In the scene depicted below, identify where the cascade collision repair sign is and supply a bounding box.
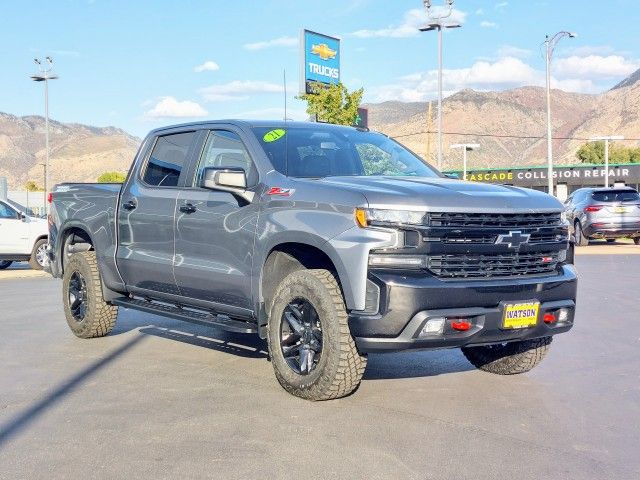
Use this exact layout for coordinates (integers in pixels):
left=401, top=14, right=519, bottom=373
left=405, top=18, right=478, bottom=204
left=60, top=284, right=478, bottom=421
left=300, top=29, right=340, bottom=93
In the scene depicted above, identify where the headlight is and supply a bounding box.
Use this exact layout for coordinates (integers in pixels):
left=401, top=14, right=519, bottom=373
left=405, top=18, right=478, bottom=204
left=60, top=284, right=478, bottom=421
left=560, top=211, right=567, bottom=224
left=355, top=208, right=427, bottom=227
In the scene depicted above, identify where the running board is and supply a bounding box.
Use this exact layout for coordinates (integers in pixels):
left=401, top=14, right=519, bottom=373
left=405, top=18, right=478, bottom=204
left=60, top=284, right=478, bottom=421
left=111, top=297, right=257, bottom=334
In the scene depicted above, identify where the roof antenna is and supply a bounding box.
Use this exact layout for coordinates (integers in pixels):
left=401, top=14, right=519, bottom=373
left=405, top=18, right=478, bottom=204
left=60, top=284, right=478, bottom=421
left=283, top=68, right=288, bottom=122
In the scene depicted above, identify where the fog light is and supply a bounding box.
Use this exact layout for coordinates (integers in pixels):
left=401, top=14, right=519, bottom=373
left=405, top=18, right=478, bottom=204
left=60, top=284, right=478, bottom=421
left=368, top=254, right=425, bottom=269
left=420, top=317, right=445, bottom=336
left=543, top=312, right=556, bottom=324
left=557, top=308, right=570, bottom=322
left=451, top=319, right=472, bottom=331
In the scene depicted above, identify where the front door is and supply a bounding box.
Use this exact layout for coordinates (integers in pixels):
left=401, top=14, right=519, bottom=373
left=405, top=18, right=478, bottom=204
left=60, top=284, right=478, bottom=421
left=116, top=130, right=199, bottom=297
left=0, top=201, right=29, bottom=254
left=173, top=129, right=259, bottom=314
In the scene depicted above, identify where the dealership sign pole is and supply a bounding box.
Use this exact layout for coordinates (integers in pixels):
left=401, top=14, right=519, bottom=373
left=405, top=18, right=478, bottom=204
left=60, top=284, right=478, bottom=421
left=589, top=136, right=624, bottom=188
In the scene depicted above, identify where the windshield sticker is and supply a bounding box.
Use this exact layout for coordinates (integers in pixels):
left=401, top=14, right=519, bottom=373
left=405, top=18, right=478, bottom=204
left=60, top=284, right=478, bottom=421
left=263, top=129, right=286, bottom=143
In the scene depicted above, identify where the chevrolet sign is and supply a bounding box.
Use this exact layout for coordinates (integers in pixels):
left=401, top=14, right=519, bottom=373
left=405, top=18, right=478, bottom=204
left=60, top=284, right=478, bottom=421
left=300, top=29, right=341, bottom=94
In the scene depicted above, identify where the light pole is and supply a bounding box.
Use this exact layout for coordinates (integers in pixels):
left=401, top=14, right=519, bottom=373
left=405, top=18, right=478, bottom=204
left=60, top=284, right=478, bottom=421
left=31, top=57, right=58, bottom=213
left=450, top=143, right=480, bottom=180
left=421, top=0, right=461, bottom=171
left=589, top=136, right=624, bottom=188
left=38, top=162, right=47, bottom=214
left=544, top=31, right=575, bottom=196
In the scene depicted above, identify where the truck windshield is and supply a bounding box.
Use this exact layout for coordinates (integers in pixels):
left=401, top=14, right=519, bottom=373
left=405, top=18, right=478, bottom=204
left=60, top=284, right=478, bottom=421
left=252, top=126, right=440, bottom=178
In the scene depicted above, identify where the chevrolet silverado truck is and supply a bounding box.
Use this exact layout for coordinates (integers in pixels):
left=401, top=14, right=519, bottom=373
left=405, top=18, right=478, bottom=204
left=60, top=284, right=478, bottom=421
left=47, top=121, right=577, bottom=400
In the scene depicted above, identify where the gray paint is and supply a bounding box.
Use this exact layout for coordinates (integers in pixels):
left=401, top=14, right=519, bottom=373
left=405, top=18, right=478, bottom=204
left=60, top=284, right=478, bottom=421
left=49, top=120, right=565, bottom=318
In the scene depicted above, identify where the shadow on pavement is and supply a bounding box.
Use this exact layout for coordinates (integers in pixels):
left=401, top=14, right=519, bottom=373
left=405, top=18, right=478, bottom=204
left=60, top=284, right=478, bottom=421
left=0, top=334, right=146, bottom=449
left=364, top=348, right=474, bottom=380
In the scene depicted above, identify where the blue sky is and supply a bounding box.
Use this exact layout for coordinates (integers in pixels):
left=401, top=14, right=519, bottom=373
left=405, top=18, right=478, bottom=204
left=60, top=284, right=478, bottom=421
left=1, top=0, right=639, bottom=137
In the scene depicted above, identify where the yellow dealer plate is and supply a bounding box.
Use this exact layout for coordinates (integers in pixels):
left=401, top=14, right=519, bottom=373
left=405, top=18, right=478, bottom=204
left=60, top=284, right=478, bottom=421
left=502, top=301, right=539, bottom=329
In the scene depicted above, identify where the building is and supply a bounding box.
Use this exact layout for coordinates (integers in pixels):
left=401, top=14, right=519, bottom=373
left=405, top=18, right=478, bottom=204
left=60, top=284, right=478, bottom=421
left=444, top=163, right=640, bottom=201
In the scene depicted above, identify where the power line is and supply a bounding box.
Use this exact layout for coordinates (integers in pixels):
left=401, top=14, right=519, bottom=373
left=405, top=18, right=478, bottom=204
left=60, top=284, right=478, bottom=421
left=390, top=130, right=640, bottom=142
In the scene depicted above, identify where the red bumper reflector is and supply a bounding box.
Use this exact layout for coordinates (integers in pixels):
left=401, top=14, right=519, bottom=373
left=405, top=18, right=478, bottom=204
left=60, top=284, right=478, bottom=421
left=47, top=192, right=53, bottom=204
left=451, top=320, right=471, bottom=331
left=543, top=313, right=556, bottom=324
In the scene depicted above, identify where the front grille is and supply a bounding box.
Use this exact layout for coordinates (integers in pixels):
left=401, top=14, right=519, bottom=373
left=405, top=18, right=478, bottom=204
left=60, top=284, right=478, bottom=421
left=429, top=212, right=561, bottom=228
left=436, top=231, right=567, bottom=245
left=427, top=251, right=560, bottom=279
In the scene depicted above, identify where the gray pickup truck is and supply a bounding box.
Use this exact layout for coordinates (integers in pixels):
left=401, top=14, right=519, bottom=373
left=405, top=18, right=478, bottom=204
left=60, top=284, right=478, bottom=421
left=47, top=120, right=577, bottom=400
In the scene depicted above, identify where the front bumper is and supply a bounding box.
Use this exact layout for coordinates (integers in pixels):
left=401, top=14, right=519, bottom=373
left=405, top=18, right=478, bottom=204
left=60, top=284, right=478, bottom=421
left=350, top=265, right=577, bottom=353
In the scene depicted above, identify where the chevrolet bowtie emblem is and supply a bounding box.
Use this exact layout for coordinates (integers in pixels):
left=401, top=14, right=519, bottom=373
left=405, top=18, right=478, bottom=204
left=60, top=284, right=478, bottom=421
left=495, top=230, right=531, bottom=249
left=311, top=43, right=337, bottom=61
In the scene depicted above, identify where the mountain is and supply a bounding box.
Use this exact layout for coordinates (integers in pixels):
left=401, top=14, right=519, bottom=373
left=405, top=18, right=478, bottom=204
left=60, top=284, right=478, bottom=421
left=0, top=113, right=140, bottom=189
left=365, top=70, right=640, bottom=171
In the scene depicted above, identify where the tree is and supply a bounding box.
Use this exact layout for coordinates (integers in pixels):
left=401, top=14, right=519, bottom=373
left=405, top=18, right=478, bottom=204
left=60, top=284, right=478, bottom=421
left=575, top=141, right=635, bottom=164
left=297, top=82, right=364, bottom=126
left=24, top=181, right=43, bottom=191
left=97, top=171, right=126, bottom=183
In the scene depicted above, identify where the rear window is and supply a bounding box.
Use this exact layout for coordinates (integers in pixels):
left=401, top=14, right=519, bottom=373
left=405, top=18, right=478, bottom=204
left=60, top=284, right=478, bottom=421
left=142, top=132, right=196, bottom=187
left=592, top=190, right=640, bottom=202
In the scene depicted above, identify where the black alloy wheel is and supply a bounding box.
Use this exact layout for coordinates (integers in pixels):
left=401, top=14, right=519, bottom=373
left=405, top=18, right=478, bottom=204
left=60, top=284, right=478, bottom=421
left=280, top=298, right=323, bottom=375
left=68, top=271, right=88, bottom=322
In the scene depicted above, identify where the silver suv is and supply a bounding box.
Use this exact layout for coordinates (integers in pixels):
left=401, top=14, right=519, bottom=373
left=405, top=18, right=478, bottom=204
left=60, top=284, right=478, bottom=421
left=565, top=187, right=640, bottom=245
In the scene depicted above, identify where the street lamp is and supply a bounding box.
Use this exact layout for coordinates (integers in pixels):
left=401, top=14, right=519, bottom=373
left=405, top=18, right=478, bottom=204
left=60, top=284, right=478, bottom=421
left=421, top=0, right=461, bottom=171
left=30, top=56, right=58, bottom=213
left=588, top=136, right=624, bottom=188
left=450, top=143, right=480, bottom=180
left=544, top=31, right=575, bottom=196
left=38, top=162, right=47, bottom=215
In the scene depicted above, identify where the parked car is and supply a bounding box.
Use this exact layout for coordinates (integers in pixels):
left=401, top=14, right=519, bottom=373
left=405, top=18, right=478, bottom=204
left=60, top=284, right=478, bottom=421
left=47, top=121, right=576, bottom=400
left=564, top=187, right=640, bottom=245
left=0, top=199, right=49, bottom=270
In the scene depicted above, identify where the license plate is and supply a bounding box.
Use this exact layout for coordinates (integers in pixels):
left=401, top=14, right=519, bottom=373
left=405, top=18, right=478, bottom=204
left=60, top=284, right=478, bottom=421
left=502, top=301, right=539, bottom=329
left=614, top=206, right=629, bottom=213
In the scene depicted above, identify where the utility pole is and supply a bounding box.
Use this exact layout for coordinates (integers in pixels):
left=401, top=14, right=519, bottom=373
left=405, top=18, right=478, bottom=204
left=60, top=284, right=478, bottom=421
left=589, top=136, right=624, bottom=188
left=544, top=31, right=575, bottom=196
left=31, top=57, right=58, bottom=213
left=420, top=0, right=461, bottom=171
left=450, top=143, right=480, bottom=180
left=426, top=101, right=432, bottom=161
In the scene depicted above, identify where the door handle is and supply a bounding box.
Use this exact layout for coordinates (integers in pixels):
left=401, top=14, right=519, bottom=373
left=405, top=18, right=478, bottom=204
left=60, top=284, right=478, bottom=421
left=179, top=203, right=197, bottom=214
left=122, top=200, right=137, bottom=211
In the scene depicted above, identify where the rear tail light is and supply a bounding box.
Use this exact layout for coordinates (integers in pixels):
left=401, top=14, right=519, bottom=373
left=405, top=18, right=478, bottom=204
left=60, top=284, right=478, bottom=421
left=543, top=312, right=556, bottom=324
left=47, top=192, right=53, bottom=204
left=450, top=319, right=472, bottom=331
left=584, top=205, right=602, bottom=212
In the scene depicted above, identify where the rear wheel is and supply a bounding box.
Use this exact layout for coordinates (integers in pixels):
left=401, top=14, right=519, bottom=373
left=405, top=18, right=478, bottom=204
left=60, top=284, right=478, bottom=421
left=267, top=269, right=367, bottom=401
left=634, top=238, right=640, bottom=245
left=0, top=260, right=12, bottom=270
left=574, top=221, right=589, bottom=246
left=462, top=337, right=552, bottom=375
left=62, top=251, right=118, bottom=338
left=29, top=238, right=49, bottom=270
left=606, top=239, right=616, bottom=243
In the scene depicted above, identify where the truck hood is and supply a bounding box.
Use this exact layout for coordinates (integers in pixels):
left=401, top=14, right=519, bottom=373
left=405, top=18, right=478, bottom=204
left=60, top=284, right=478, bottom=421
left=315, top=176, right=563, bottom=212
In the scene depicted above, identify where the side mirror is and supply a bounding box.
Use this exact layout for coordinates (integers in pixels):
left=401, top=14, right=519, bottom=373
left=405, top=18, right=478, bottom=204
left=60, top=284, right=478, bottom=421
left=18, top=211, right=26, bottom=221
left=200, top=167, right=254, bottom=203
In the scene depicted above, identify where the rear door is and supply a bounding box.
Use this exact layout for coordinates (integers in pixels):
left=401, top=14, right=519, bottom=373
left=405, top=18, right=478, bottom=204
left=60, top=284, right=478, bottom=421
left=0, top=201, right=30, bottom=254
left=116, top=130, right=200, bottom=297
left=172, top=128, right=260, bottom=314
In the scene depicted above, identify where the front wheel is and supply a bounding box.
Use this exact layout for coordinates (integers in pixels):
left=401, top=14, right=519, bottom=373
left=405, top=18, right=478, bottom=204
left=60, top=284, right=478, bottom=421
left=0, top=260, right=12, bottom=270
left=461, top=337, right=552, bottom=375
left=574, top=221, right=589, bottom=247
left=62, top=251, right=118, bottom=338
left=267, top=269, right=367, bottom=401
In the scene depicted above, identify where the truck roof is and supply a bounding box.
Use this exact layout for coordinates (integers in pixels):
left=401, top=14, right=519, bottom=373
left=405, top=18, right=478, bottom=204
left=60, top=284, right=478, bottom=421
left=149, top=120, right=368, bottom=135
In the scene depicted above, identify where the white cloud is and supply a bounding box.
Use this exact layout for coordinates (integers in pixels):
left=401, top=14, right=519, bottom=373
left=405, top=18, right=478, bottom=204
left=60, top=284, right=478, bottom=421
left=497, top=45, right=531, bottom=59
left=480, top=21, right=498, bottom=28
left=194, top=61, right=220, bottom=73
left=244, top=36, right=298, bottom=51
left=554, top=55, right=639, bottom=79
left=199, top=80, right=287, bottom=102
left=475, top=8, right=484, bottom=15
left=231, top=107, right=308, bottom=121
left=495, top=1, right=508, bottom=9
left=144, top=96, right=208, bottom=119
left=351, top=7, right=466, bottom=38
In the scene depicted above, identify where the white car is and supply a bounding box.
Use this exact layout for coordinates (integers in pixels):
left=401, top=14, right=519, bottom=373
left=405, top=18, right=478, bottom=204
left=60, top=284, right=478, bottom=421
left=0, top=199, right=49, bottom=270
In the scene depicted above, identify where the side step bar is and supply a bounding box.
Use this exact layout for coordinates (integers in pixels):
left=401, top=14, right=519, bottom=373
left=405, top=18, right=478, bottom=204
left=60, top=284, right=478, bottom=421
left=111, top=297, right=258, bottom=334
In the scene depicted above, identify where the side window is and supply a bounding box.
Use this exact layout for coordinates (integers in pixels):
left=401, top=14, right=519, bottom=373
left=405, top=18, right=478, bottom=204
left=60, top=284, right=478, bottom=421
left=0, top=202, right=16, bottom=219
left=142, top=131, right=196, bottom=187
left=195, top=130, right=256, bottom=186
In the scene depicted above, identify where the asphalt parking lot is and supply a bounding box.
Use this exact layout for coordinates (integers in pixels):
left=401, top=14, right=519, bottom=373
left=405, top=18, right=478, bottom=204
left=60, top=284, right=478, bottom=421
left=1, top=246, right=639, bottom=480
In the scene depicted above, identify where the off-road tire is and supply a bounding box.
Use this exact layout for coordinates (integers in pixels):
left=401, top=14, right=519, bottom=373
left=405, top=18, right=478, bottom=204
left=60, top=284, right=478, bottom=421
left=63, top=251, right=118, bottom=338
left=574, top=221, right=589, bottom=247
left=0, top=260, right=12, bottom=270
left=267, top=269, right=367, bottom=401
left=29, top=238, right=49, bottom=270
left=461, top=336, right=552, bottom=375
